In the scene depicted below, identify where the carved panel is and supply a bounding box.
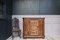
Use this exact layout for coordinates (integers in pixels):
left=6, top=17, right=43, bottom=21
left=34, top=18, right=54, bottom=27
left=23, top=18, right=45, bottom=38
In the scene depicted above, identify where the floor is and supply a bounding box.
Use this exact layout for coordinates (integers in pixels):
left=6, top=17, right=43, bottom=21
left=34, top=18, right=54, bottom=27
left=6, top=35, right=60, bottom=40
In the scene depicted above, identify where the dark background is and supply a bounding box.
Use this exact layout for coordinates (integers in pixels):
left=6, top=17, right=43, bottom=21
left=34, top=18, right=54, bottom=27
left=13, top=0, right=60, bottom=15
left=0, top=0, right=12, bottom=40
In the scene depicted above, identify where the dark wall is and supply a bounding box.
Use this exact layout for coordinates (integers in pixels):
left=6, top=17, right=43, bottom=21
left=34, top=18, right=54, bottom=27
left=0, top=0, right=3, bottom=15
left=13, top=0, right=39, bottom=15
left=0, top=18, right=12, bottom=40
left=13, top=0, right=60, bottom=15
left=0, top=4, right=2, bottom=15
left=0, top=0, right=12, bottom=40
left=6, top=0, right=12, bottom=15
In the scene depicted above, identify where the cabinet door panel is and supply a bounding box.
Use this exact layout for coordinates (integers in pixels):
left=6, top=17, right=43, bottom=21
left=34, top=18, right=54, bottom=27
left=23, top=18, right=45, bottom=38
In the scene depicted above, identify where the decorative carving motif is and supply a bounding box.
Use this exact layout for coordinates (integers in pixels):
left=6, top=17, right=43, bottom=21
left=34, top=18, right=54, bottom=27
left=29, top=20, right=39, bottom=35
left=12, top=17, right=21, bottom=39
left=23, top=18, right=45, bottom=38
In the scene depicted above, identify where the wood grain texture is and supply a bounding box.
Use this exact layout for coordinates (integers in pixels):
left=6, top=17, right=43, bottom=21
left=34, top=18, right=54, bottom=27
left=23, top=18, right=45, bottom=38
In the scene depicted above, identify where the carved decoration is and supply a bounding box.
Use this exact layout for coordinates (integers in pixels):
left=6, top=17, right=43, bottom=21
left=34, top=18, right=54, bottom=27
left=23, top=18, right=45, bottom=38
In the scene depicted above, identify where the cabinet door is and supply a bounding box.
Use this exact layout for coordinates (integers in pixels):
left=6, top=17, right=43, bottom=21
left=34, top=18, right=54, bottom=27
left=23, top=18, right=45, bottom=38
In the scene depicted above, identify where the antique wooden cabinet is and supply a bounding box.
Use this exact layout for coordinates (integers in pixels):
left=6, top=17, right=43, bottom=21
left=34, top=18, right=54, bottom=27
left=23, top=18, right=45, bottom=38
